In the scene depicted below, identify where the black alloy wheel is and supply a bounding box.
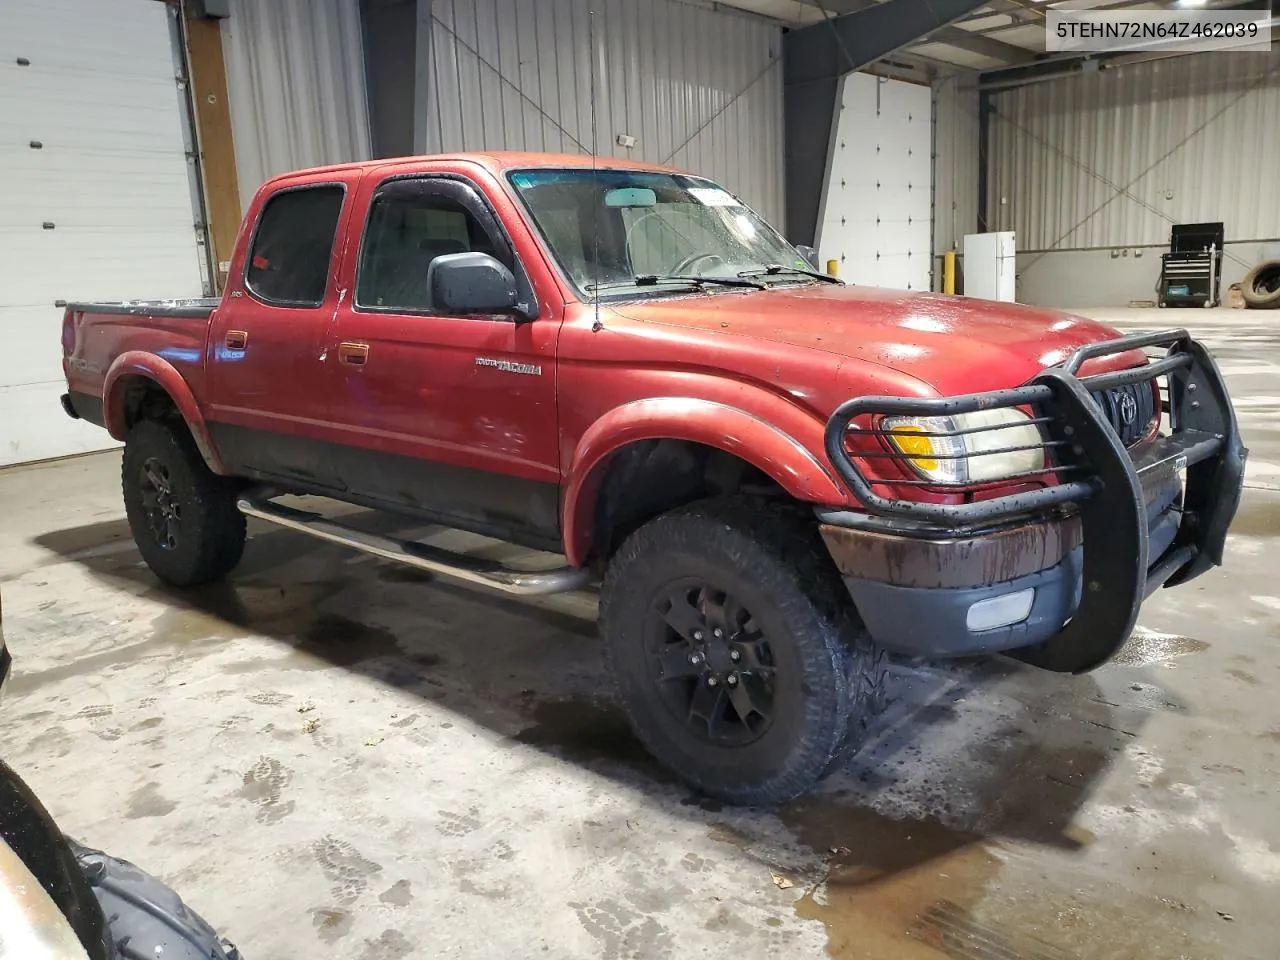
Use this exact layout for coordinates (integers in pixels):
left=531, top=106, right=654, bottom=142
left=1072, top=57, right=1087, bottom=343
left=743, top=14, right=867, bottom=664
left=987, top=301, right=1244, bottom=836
left=138, top=457, right=182, bottom=551
left=648, top=581, right=776, bottom=746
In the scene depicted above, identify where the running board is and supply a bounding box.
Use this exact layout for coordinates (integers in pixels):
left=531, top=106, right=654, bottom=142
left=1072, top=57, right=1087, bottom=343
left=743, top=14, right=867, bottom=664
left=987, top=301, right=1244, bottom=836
left=237, top=497, right=591, bottom=597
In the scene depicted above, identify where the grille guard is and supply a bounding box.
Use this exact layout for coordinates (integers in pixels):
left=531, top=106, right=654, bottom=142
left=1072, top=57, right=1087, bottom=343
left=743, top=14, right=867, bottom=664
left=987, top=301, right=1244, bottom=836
left=823, top=329, right=1247, bottom=672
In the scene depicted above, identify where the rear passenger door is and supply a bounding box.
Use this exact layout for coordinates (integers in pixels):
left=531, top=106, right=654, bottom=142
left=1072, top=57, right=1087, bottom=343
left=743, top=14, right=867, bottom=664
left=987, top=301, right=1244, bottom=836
left=207, top=182, right=350, bottom=488
left=326, top=173, right=561, bottom=546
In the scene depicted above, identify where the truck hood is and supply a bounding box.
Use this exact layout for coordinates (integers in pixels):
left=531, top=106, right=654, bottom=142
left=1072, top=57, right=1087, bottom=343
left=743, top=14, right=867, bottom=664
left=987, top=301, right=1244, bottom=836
left=611, top=284, right=1137, bottom=395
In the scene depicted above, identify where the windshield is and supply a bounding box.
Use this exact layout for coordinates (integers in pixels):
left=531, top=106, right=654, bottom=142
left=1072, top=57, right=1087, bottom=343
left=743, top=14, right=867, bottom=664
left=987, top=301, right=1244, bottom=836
left=508, top=168, right=813, bottom=299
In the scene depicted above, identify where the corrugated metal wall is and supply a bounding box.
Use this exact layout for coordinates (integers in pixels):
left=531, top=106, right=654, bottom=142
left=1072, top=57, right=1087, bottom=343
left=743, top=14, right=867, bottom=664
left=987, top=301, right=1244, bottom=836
left=425, top=0, right=785, bottom=225
left=222, top=0, right=371, bottom=207
left=988, top=52, right=1280, bottom=251
left=932, top=74, right=979, bottom=270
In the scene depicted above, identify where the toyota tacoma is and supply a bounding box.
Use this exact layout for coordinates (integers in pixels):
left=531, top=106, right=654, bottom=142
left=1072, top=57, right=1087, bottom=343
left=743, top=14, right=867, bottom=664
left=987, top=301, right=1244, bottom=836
left=59, top=152, right=1245, bottom=804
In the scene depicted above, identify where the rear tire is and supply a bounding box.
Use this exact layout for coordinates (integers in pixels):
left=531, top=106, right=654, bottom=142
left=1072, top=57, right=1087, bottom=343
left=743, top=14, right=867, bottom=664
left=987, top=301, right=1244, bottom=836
left=122, top=419, right=245, bottom=586
left=599, top=497, right=886, bottom=805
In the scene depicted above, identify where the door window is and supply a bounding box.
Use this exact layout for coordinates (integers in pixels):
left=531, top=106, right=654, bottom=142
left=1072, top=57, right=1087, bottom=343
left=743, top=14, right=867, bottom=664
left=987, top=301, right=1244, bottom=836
left=356, top=178, right=512, bottom=312
left=245, top=186, right=345, bottom=306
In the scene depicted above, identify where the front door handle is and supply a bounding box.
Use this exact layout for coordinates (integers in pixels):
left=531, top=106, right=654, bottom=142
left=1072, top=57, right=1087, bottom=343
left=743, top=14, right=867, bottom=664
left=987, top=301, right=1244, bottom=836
left=338, top=341, right=369, bottom=366
left=225, top=330, right=248, bottom=349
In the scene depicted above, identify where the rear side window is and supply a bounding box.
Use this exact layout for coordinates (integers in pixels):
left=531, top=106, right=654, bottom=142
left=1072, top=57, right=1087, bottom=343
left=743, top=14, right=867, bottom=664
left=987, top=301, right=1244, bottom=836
left=246, top=186, right=344, bottom=306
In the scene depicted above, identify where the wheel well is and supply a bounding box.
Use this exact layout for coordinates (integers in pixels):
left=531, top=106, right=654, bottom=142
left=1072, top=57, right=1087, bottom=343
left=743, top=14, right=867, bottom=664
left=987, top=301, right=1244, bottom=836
left=117, top=375, right=182, bottom=432
left=590, top=439, right=788, bottom=561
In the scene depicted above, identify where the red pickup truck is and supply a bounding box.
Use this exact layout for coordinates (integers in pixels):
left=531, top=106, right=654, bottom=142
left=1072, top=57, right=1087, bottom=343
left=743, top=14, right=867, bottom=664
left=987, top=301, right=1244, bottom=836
left=61, top=152, right=1245, bottom=804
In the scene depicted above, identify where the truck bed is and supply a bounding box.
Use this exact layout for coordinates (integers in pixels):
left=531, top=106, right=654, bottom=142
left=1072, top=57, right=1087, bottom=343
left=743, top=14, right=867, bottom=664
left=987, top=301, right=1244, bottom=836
left=62, top=298, right=220, bottom=431
left=65, top=298, right=219, bottom=320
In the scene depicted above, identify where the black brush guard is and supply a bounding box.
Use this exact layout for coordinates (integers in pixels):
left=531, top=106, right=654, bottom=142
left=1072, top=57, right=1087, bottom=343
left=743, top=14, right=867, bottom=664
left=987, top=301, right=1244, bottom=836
left=824, top=329, right=1247, bottom=673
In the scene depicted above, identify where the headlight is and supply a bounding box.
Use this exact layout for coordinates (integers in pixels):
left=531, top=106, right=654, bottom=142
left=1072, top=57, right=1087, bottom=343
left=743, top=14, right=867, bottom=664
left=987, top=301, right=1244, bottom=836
left=881, top=408, right=1044, bottom=484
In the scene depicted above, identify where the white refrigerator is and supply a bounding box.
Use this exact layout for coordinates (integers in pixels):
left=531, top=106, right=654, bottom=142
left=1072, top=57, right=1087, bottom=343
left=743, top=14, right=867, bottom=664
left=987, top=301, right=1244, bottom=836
left=963, top=231, right=1016, bottom=302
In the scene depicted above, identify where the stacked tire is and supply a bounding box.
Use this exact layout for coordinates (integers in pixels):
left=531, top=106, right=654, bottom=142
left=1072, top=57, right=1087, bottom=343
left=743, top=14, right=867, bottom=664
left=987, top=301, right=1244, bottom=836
left=1241, top=259, right=1280, bottom=310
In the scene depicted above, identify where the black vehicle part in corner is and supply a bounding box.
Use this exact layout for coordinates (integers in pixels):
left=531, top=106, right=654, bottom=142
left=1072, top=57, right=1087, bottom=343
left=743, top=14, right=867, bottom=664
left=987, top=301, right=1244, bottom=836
left=73, top=843, right=242, bottom=960
left=0, top=759, right=112, bottom=960
left=1, top=753, right=241, bottom=960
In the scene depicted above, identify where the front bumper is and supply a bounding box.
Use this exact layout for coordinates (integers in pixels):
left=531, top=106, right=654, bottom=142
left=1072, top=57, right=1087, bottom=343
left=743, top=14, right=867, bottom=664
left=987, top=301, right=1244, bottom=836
left=820, top=329, right=1247, bottom=673
left=819, top=514, right=1084, bottom=657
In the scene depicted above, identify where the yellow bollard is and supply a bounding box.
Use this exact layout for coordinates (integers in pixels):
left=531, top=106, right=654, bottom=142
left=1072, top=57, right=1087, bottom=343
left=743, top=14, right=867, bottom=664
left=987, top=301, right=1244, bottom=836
left=825, top=259, right=839, bottom=279
left=943, top=250, right=956, bottom=295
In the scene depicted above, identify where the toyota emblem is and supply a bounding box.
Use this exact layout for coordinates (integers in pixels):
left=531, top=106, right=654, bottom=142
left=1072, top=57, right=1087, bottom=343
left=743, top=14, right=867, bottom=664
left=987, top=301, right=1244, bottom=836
left=1118, top=392, right=1138, bottom=426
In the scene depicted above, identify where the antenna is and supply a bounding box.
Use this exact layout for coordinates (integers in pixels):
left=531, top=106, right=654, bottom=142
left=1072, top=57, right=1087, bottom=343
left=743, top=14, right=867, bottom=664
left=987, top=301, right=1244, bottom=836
left=588, top=8, right=603, bottom=333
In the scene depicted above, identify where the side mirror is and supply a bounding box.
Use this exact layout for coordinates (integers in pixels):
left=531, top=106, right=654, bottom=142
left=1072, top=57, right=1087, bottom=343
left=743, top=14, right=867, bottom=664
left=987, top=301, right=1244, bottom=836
left=796, top=244, right=819, bottom=269
left=427, top=252, right=523, bottom=316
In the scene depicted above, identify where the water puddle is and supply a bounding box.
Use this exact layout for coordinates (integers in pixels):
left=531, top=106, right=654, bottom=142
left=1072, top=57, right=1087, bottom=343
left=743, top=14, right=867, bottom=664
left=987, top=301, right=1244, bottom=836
left=774, top=790, right=1225, bottom=960
left=776, top=798, right=1038, bottom=959
left=1110, top=627, right=1209, bottom=667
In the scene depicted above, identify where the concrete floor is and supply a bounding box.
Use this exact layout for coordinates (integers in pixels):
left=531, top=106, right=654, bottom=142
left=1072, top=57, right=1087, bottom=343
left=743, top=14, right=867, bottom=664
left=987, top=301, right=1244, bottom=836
left=1, top=307, right=1278, bottom=960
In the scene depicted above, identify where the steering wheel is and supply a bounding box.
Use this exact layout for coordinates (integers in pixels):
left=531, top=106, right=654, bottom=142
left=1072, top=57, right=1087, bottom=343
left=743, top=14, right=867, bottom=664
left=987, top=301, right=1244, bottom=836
left=671, top=252, right=726, bottom=276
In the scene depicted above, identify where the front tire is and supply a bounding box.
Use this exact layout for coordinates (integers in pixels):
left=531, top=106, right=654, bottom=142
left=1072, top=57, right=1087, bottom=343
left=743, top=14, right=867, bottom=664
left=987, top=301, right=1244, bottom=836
left=122, top=419, right=245, bottom=587
left=599, top=498, right=886, bottom=805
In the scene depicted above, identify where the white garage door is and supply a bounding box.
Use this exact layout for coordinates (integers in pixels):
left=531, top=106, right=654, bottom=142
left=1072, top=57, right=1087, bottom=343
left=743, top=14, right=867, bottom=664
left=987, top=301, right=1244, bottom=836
left=0, top=0, right=205, bottom=467
left=816, top=72, right=933, bottom=292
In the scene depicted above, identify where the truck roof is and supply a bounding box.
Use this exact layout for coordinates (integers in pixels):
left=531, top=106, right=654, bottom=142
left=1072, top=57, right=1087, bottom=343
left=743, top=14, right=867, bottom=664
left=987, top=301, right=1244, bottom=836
left=263, top=151, right=688, bottom=190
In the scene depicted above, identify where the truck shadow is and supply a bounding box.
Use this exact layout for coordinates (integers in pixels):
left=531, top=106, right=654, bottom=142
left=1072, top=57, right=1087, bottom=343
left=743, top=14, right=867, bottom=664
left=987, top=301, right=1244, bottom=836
left=30, top=512, right=1192, bottom=952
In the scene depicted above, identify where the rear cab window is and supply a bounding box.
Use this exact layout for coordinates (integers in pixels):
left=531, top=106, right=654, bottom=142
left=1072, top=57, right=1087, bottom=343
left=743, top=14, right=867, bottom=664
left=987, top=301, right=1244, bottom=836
left=245, top=185, right=345, bottom=306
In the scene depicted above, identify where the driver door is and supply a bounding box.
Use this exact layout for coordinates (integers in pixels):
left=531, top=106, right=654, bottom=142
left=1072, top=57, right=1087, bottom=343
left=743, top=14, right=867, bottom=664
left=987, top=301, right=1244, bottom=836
left=325, top=173, right=561, bottom=547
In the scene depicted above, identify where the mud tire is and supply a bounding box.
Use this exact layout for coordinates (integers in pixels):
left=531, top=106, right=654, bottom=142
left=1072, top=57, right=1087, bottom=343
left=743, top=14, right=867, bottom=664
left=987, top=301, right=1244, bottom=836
left=121, top=419, right=245, bottom=586
left=600, top=497, right=887, bottom=805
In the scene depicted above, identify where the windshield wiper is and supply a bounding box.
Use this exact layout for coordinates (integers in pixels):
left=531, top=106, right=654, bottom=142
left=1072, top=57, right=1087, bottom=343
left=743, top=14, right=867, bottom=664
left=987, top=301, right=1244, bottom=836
left=634, top=273, right=767, bottom=290
left=738, top=264, right=843, bottom=284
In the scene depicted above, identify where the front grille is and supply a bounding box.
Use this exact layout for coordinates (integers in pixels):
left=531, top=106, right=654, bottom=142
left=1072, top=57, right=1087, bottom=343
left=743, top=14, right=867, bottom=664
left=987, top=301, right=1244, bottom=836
left=1091, top=380, right=1157, bottom=446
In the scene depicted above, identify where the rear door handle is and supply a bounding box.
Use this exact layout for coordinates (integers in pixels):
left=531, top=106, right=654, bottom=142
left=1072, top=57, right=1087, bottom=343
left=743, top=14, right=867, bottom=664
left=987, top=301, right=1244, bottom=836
left=339, top=341, right=369, bottom=366
left=225, top=330, right=248, bottom=349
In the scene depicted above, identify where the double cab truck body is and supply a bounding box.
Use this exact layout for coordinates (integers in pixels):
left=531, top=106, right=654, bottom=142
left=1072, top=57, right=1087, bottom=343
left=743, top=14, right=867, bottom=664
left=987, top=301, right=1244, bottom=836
left=60, top=152, right=1246, bottom=804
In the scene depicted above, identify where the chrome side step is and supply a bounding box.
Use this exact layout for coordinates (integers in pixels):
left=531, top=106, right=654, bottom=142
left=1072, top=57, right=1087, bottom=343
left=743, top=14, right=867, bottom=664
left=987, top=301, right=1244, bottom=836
left=237, top=497, right=591, bottom=597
